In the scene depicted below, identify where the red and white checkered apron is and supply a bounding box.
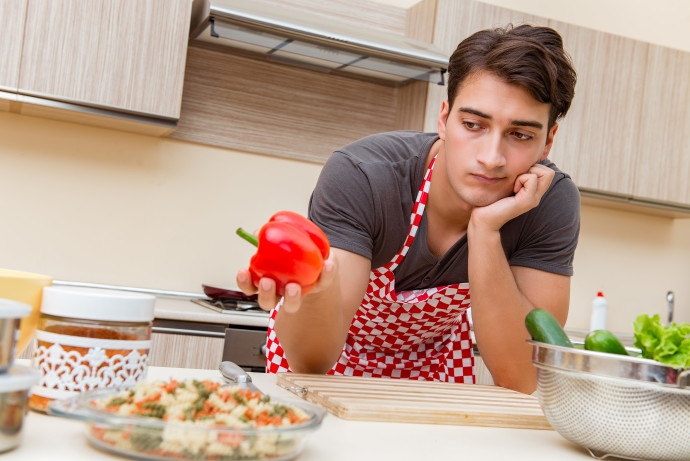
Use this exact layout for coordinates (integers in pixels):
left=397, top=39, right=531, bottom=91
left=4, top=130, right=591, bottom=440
left=265, top=156, right=475, bottom=383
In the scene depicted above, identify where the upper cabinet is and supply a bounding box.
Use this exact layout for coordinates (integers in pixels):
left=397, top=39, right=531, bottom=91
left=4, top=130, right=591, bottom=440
left=633, top=46, right=690, bottom=206
left=0, top=0, right=28, bottom=92
left=425, top=0, right=690, bottom=214
left=2, top=0, right=192, bottom=134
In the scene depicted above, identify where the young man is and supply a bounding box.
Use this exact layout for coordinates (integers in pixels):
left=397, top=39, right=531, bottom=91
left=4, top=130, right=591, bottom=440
left=237, top=24, right=579, bottom=394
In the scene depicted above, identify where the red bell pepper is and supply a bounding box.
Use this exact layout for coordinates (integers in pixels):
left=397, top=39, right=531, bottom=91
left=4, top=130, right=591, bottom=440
left=237, top=211, right=330, bottom=295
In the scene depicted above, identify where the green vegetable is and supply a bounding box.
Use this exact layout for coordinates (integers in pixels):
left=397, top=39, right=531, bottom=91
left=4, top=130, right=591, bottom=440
left=525, top=308, right=573, bottom=347
left=633, top=314, right=690, bottom=369
left=140, top=402, right=167, bottom=419
left=106, top=397, right=130, bottom=407
left=129, top=429, right=163, bottom=451
left=585, top=330, right=628, bottom=355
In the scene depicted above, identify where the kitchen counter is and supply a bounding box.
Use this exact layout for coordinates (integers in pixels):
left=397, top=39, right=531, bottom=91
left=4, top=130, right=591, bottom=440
left=6, top=360, right=594, bottom=461
left=154, top=295, right=269, bottom=328
left=50, top=281, right=270, bottom=328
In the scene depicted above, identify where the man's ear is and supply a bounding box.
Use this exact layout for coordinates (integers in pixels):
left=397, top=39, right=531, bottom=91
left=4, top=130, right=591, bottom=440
left=540, top=123, right=559, bottom=161
left=438, top=100, right=450, bottom=140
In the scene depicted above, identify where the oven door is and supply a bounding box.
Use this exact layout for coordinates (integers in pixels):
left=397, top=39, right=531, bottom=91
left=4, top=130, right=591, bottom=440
left=222, top=326, right=268, bottom=373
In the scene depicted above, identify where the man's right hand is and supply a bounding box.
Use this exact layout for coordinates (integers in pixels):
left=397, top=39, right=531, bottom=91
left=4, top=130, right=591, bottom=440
left=236, top=253, right=338, bottom=313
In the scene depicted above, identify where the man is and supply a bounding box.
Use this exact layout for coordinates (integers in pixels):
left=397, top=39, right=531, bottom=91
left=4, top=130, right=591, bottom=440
left=237, top=24, right=579, bottom=394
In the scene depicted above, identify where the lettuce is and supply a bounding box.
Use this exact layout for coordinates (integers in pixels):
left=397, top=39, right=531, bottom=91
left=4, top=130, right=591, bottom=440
left=633, top=314, right=690, bottom=369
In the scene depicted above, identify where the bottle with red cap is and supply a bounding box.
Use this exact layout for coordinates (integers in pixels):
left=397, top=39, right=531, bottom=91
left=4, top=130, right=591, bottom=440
left=590, top=291, right=608, bottom=331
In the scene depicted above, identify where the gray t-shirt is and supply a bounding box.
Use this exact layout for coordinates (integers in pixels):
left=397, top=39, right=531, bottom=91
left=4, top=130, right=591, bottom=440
left=308, top=131, right=580, bottom=291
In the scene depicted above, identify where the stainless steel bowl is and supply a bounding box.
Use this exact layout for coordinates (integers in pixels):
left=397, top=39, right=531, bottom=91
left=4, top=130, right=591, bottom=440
left=530, top=340, right=690, bottom=461
left=0, top=300, right=32, bottom=372
left=0, top=365, right=40, bottom=453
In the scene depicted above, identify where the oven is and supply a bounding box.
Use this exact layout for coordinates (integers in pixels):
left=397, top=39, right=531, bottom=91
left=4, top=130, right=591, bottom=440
left=191, top=297, right=270, bottom=372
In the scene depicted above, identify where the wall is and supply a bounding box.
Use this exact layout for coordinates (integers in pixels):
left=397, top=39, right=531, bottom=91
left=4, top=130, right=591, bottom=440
left=1, top=0, right=688, bottom=334
left=0, top=111, right=322, bottom=293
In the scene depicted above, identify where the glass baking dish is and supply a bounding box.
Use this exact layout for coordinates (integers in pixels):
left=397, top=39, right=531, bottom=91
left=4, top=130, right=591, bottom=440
left=49, top=383, right=326, bottom=460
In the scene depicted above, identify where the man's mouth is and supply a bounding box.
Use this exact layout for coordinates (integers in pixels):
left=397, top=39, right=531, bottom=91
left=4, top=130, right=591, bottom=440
left=471, top=173, right=503, bottom=184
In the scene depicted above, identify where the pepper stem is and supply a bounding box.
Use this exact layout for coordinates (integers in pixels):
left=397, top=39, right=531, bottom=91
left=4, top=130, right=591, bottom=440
left=236, top=227, right=259, bottom=247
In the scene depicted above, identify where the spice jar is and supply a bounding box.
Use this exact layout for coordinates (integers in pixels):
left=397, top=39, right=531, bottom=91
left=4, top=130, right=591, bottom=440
left=29, top=286, right=155, bottom=412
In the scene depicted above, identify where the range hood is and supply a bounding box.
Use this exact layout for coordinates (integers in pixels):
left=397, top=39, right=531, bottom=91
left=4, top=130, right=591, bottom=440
left=193, top=0, right=448, bottom=85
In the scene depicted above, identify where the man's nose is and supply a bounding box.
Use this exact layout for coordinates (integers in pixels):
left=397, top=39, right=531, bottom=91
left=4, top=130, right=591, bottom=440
left=477, top=134, right=506, bottom=169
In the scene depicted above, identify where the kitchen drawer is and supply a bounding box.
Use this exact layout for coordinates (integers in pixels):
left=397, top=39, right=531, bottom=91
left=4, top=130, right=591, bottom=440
left=150, top=319, right=226, bottom=370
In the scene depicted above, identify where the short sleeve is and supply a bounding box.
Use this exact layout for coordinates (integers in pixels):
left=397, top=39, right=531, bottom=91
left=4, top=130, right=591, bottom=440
left=506, top=174, right=581, bottom=276
left=308, top=152, right=377, bottom=260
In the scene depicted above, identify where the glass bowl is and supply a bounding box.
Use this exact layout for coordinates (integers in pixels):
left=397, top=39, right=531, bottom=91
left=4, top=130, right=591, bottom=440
left=48, top=382, right=326, bottom=460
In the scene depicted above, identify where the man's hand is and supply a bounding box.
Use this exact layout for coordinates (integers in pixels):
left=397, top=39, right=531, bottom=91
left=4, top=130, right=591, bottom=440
left=236, top=253, right=338, bottom=313
left=472, top=164, right=555, bottom=231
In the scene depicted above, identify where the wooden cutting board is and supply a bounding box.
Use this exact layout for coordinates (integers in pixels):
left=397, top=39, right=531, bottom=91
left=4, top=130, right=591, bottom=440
left=277, top=373, right=552, bottom=430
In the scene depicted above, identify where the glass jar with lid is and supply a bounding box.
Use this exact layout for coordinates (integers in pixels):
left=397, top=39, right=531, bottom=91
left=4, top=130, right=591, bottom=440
left=29, top=286, right=155, bottom=412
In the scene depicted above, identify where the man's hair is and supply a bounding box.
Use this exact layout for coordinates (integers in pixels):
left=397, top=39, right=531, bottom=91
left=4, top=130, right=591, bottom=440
left=447, top=24, right=577, bottom=128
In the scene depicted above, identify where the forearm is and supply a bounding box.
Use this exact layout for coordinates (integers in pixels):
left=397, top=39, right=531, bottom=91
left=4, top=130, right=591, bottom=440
left=273, top=248, right=371, bottom=374
left=274, top=279, right=348, bottom=373
left=468, top=222, right=537, bottom=393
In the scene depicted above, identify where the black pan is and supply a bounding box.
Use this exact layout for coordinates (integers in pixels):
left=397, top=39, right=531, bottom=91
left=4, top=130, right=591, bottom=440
left=202, top=284, right=258, bottom=302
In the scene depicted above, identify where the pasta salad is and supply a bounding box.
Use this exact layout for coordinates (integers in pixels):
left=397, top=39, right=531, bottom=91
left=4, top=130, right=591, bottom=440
left=86, top=378, right=316, bottom=460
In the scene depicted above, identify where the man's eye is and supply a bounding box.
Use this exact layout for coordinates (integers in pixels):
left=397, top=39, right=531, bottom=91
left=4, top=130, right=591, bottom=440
left=463, top=122, right=481, bottom=130
left=512, top=131, right=533, bottom=141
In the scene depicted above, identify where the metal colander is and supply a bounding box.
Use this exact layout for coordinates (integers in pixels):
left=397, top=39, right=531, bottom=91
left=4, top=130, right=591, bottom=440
left=530, top=341, right=690, bottom=461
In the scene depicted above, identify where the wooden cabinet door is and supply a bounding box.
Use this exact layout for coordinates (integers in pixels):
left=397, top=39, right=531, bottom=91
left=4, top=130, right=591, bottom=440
left=633, top=46, right=690, bottom=206
left=0, top=0, right=28, bottom=92
left=19, top=0, right=192, bottom=119
left=546, top=20, right=649, bottom=197
left=150, top=332, right=225, bottom=370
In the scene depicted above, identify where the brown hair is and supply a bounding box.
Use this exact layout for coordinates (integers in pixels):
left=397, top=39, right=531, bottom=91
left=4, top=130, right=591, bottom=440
left=446, top=24, right=577, bottom=128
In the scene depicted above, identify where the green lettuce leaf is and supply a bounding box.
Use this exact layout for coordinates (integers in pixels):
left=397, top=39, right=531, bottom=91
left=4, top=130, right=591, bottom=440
left=633, top=314, right=690, bottom=369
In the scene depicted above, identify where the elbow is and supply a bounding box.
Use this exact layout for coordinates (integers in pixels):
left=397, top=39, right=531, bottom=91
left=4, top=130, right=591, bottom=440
left=289, top=360, right=334, bottom=375
left=285, top=350, right=341, bottom=375
left=488, top=362, right=538, bottom=394
left=493, top=375, right=536, bottom=394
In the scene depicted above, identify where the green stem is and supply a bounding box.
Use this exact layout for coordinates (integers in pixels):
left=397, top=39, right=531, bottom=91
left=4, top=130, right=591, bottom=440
left=236, top=227, right=259, bottom=247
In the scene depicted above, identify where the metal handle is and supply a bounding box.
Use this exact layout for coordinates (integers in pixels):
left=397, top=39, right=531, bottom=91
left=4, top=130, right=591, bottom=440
left=219, top=361, right=252, bottom=384
left=667, top=291, right=675, bottom=325
left=678, top=369, right=690, bottom=389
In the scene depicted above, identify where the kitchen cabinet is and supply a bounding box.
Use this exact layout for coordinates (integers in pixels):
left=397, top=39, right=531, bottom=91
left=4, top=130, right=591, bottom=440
left=425, top=0, right=690, bottom=215
left=544, top=19, right=648, bottom=198
left=2, top=0, right=192, bottom=135
left=633, top=46, right=690, bottom=205
left=150, top=332, right=225, bottom=370
left=0, top=0, right=27, bottom=93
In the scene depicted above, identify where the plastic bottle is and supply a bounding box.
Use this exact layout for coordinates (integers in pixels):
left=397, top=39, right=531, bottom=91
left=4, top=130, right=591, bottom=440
left=590, top=292, right=608, bottom=331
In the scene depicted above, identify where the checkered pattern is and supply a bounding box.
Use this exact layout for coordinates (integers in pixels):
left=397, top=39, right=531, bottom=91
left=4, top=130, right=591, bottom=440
left=265, top=155, right=475, bottom=383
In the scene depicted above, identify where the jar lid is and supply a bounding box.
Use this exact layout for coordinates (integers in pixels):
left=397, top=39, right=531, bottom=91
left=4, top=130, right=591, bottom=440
left=40, top=286, right=155, bottom=322
left=0, top=364, right=40, bottom=392
left=0, top=299, right=32, bottom=318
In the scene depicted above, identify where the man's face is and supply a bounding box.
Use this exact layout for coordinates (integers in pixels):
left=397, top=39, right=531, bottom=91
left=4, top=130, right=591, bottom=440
left=437, top=71, right=557, bottom=209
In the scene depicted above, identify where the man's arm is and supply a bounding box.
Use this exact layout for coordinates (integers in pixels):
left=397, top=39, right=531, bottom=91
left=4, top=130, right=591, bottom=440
left=467, top=163, right=571, bottom=393
left=468, top=228, right=570, bottom=393
left=238, top=247, right=371, bottom=373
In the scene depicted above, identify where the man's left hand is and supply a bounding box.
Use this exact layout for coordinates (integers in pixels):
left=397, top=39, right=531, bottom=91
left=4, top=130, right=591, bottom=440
left=471, top=164, right=555, bottom=231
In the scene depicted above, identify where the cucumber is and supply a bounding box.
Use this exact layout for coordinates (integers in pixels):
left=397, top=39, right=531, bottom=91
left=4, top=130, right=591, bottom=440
left=525, top=308, right=574, bottom=347
left=584, top=330, right=628, bottom=355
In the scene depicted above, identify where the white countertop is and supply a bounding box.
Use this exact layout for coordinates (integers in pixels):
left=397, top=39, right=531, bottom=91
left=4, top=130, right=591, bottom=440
left=6, top=360, right=594, bottom=461
left=154, top=295, right=269, bottom=328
